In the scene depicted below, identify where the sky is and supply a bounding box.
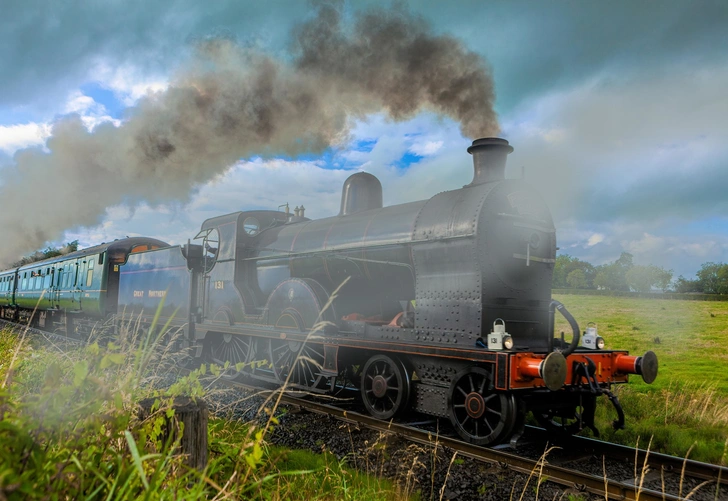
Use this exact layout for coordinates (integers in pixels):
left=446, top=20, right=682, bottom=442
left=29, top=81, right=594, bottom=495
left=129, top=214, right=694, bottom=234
left=1, top=0, right=727, bottom=279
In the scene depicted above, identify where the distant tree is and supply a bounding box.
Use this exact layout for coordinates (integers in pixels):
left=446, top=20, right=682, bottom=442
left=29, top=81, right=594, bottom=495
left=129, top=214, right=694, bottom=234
left=593, top=270, right=611, bottom=290
left=696, top=262, right=728, bottom=294
left=674, top=275, right=702, bottom=293
left=653, top=266, right=674, bottom=291
left=625, top=265, right=673, bottom=292
left=566, top=269, right=589, bottom=288
left=10, top=240, right=80, bottom=267
left=615, top=252, right=634, bottom=270
left=593, top=252, right=634, bottom=291
left=553, top=254, right=596, bottom=288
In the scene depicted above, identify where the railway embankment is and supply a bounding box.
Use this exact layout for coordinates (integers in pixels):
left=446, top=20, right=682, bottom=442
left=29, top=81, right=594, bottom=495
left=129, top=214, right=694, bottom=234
left=0, top=325, right=405, bottom=501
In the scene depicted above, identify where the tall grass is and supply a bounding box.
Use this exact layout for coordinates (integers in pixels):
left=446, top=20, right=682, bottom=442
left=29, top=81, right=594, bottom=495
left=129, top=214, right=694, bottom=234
left=0, top=311, right=406, bottom=500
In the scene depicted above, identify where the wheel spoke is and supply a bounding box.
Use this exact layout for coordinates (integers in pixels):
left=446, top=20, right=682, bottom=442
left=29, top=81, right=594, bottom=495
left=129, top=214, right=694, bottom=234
left=478, top=376, right=486, bottom=394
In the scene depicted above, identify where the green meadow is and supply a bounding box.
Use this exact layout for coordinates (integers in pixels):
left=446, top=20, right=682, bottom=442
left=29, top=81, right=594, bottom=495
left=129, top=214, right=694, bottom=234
left=553, top=294, right=728, bottom=463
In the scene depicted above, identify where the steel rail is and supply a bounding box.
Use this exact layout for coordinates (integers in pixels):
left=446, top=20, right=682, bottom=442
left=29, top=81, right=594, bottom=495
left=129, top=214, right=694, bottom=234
left=548, top=428, right=728, bottom=486
left=225, top=380, right=690, bottom=501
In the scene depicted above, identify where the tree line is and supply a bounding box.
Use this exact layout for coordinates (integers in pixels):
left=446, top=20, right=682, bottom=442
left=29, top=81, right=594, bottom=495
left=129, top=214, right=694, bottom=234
left=554, top=252, right=728, bottom=294
left=10, top=240, right=79, bottom=268
left=8, top=241, right=727, bottom=295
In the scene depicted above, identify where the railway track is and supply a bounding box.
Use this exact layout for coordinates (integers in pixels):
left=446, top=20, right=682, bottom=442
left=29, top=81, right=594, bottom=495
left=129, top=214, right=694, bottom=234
left=3, top=319, right=726, bottom=500
left=230, top=381, right=728, bottom=501
left=0, top=318, right=87, bottom=348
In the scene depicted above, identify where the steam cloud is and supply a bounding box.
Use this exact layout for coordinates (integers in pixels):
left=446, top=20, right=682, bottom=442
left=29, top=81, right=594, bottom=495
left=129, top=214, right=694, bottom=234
left=0, top=3, right=498, bottom=266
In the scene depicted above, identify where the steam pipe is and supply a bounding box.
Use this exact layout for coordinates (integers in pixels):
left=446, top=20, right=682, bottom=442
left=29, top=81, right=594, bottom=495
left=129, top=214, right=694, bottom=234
left=550, top=300, right=580, bottom=356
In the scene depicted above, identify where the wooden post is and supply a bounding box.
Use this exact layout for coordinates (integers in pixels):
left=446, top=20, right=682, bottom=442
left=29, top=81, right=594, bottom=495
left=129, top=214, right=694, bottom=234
left=137, top=396, right=208, bottom=470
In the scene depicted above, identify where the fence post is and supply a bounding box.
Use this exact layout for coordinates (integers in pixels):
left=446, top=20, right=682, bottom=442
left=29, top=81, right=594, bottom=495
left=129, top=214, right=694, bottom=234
left=138, top=396, right=208, bottom=470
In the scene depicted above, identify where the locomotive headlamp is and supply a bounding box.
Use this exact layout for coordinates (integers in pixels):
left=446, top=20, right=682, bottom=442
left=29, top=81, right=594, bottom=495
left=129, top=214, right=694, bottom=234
left=487, top=319, right=513, bottom=350
left=503, top=334, right=514, bottom=350
left=581, top=323, right=604, bottom=350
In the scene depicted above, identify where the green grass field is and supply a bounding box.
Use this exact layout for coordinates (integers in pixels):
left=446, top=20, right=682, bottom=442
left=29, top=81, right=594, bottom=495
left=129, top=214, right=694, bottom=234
left=553, top=294, right=728, bottom=463
left=0, top=326, right=409, bottom=501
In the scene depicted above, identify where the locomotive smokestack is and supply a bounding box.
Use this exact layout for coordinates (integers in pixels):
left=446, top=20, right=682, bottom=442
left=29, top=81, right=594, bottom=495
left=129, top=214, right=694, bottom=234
left=467, top=138, right=514, bottom=185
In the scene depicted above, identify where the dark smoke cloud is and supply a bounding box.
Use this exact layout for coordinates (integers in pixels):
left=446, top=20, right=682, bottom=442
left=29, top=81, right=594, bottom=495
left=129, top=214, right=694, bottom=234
left=0, top=3, right=498, bottom=266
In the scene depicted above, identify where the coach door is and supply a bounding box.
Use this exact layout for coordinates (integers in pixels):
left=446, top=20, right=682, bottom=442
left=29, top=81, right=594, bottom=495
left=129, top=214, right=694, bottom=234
left=51, top=267, right=61, bottom=308
left=44, top=267, right=53, bottom=307
left=75, top=260, right=86, bottom=310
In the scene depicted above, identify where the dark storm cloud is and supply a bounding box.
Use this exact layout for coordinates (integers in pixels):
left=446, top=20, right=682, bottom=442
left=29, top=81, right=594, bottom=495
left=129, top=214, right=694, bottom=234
left=3, top=1, right=727, bottom=116
left=418, top=0, right=728, bottom=111
left=0, top=0, right=309, bottom=113
left=592, top=159, right=728, bottom=223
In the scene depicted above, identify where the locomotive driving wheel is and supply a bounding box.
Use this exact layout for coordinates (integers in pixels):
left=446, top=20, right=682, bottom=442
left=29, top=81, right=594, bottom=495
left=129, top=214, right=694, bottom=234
left=207, top=333, right=251, bottom=381
left=448, top=367, right=516, bottom=445
left=270, top=337, right=327, bottom=390
left=361, top=355, right=410, bottom=420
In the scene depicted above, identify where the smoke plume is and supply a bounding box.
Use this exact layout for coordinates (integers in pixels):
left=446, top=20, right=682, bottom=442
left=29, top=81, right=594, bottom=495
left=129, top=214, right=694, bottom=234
left=0, top=3, right=498, bottom=266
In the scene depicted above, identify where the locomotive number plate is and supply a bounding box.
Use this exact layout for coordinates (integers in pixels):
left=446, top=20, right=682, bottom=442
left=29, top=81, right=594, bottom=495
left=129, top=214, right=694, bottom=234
left=214, top=280, right=224, bottom=290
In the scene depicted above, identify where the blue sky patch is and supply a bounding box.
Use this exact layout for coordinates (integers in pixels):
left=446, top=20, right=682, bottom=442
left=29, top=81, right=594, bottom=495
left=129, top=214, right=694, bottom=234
left=80, top=82, right=126, bottom=119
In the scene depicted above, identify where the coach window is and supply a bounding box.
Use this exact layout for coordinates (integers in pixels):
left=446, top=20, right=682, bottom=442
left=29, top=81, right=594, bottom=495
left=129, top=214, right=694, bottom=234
left=35, top=270, right=41, bottom=289
left=86, top=258, right=94, bottom=287
left=21, top=272, right=27, bottom=290
left=44, top=268, right=52, bottom=289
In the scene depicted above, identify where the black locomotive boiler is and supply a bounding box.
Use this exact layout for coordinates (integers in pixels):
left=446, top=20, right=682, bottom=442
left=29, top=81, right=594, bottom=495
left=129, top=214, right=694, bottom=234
left=1, top=138, right=657, bottom=445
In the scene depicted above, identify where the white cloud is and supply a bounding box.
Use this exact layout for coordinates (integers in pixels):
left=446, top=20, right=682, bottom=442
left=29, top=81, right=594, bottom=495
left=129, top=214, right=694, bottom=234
left=587, top=233, right=604, bottom=247
left=0, top=91, right=121, bottom=156
left=89, top=61, right=169, bottom=107
left=0, top=122, right=51, bottom=153
left=63, top=90, right=120, bottom=130
left=409, top=140, right=443, bottom=156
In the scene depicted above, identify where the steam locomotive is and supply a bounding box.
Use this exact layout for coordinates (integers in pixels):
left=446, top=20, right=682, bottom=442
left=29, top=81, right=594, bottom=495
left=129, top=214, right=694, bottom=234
left=0, top=137, right=657, bottom=445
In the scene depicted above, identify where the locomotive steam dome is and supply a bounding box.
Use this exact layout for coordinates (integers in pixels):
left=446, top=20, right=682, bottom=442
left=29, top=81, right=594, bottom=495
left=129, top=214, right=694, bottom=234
left=339, top=172, right=383, bottom=216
